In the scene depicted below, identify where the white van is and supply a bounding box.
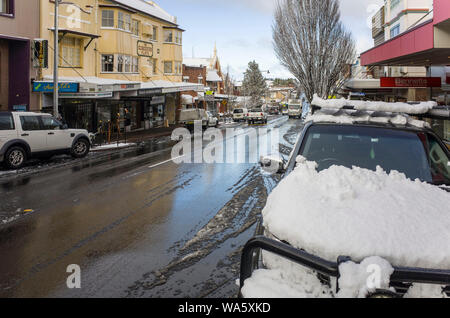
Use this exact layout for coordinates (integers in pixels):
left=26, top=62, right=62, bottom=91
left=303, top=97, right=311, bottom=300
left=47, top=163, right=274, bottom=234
left=233, top=108, right=248, bottom=122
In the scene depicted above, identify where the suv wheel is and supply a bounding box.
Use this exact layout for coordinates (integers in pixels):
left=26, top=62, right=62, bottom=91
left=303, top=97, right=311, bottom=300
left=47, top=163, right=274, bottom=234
left=5, top=146, right=27, bottom=170
left=71, top=138, right=90, bottom=158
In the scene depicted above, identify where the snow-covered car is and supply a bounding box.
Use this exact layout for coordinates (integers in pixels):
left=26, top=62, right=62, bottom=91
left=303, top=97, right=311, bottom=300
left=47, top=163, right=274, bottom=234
left=240, top=98, right=450, bottom=298
left=206, top=111, right=219, bottom=128
left=233, top=108, right=248, bottom=122
left=247, top=108, right=268, bottom=125
left=0, top=112, right=91, bottom=170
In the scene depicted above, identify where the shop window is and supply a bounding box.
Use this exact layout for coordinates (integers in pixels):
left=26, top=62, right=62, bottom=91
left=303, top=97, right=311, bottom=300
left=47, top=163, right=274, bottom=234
left=132, top=19, right=140, bottom=36
left=164, top=30, right=173, bottom=43
left=101, top=10, right=114, bottom=27
left=102, top=54, right=114, bottom=72
left=164, top=61, right=173, bottom=74
left=118, top=11, right=131, bottom=32
left=60, top=37, right=82, bottom=68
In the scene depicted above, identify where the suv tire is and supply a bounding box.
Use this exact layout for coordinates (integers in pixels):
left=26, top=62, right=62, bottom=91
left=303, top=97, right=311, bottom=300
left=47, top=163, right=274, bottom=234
left=5, top=146, right=27, bottom=170
left=71, top=138, right=90, bottom=158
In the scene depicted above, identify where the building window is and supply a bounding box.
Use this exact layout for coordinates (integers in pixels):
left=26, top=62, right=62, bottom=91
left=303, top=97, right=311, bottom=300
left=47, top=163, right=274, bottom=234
left=132, top=56, right=139, bottom=73
left=152, top=26, right=158, bottom=41
left=390, top=0, right=400, bottom=10
left=0, top=0, right=12, bottom=15
left=390, top=24, right=400, bottom=38
left=174, top=31, right=182, bottom=45
left=102, top=54, right=114, bottom=72
left=101, top=10, right=114, bottom=27
left=151, top=58, right=157, bottom=74
left=164, top=61, right=173, bottom=74
left=60, top=37, right=82, bottom=68
left=132, top=19, right=140, bottom=36
left=118, top=11, right=131, bottom=32
left=198, top=76, right=203, bottom=84
left=174, top=61, right=182, bottom=74
left=164, top=30, right=173, bottom=43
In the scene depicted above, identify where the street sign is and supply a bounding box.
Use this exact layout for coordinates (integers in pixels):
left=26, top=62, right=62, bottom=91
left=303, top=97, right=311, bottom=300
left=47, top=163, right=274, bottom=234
left=33, top=82, right=79, bottom=93
left=381, top=77, right=442, bottom=88
left=137, top=40, right=153, bottom=58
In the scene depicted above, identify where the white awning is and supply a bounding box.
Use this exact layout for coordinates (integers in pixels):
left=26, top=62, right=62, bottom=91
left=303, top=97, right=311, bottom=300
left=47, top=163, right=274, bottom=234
left=181, top=94, right=194, bottom=104
left=140, top=80, right=204, bottom=93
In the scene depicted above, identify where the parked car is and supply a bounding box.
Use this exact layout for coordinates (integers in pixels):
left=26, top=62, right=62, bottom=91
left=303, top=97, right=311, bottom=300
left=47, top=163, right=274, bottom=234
left=0, top=112, right=91, bottom=170
left=233, top=108, right=248, bottom=122
left=179, top=108, right=214, bottom=131
left=240, top=100, right=450, bottom=298
left=247, top=108, right=268, bottom=125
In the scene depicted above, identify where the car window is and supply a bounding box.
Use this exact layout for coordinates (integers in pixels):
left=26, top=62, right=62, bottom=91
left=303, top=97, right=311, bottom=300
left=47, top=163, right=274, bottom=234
left=234, top=109, right=244, bottom=114
left=299, top=125, right=450, bottom=185
left=0, top=113, right=14, bottom=130
left=426, top=134, right=450, bottom=185
left=41, top=116, right=62, bottom=130
left=250, top=108, right=262, bottom=112
left=20, top=116, right=42, bottom=131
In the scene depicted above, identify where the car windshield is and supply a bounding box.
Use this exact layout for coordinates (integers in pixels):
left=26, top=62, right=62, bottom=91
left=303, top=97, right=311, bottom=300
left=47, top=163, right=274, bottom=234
left=289, top=105, right=300, bottom=109
left=299, top=125, right=450, bottom=185
left=234, top=109, right=244, bottom=114
left=250, top=108, right=262, bottom=112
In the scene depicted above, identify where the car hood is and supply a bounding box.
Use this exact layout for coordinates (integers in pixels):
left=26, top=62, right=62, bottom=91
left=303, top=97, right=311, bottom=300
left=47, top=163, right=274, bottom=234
left=262, top=157, right=450, bottom=270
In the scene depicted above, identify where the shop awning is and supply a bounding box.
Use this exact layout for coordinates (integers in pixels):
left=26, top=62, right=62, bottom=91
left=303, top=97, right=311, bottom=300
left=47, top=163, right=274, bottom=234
left=361, top=0, right=450, bottom=67
left=140, top=80, right=204, bottom=94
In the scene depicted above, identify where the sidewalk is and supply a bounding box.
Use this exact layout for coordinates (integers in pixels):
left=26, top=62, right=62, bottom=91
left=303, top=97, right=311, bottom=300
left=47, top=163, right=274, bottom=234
left=94, top=125, right=181, bottom=145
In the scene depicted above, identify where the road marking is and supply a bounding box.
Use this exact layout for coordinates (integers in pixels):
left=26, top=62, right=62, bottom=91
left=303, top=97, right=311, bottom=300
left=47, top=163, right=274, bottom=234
left=148, top=155, right=185, bottom=169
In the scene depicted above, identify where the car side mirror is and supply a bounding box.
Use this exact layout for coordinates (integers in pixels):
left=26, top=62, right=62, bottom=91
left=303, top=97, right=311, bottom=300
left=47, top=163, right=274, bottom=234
left=259, top=155, right=286, bottom=174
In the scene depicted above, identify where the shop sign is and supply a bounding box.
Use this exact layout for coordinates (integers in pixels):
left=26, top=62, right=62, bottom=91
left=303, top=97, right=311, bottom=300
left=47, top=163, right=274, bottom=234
left=33, top=82, right=79, bottom=93
left=13, top=105, right=27, bottom=111
left=381, top=77, right=442, bottom=88
left=151, top=96, right=165, bottom=105
left=59, top=92, right=113, bottom=99
left=138, top=88, right=163, bottom=96
left=137, top=41, right=153, bottom=58
left=115, top=83, right=141, bottom=91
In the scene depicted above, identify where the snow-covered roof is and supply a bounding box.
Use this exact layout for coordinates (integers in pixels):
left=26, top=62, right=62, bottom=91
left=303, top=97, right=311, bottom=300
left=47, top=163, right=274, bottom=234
left=262, top=159, right=450, bottom=269
left=206, top=70, right=222, bottom=82
left=111, top=0, right=177, bottom=24
left=183, top=58, right=212, bottom=68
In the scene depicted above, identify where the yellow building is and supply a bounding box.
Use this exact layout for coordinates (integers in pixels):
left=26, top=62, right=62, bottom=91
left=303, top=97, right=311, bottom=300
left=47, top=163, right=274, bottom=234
left=34, top=0, right=201, bottom=132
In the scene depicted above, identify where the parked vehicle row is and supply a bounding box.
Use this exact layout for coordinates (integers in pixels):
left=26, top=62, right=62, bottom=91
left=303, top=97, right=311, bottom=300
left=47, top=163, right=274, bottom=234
left=179, top=108, right=218, bottom=131
left=0, top=112, right=91, bottom=170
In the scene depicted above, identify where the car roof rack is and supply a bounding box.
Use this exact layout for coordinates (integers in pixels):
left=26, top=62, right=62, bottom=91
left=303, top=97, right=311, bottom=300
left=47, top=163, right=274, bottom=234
left=311, top=94, right=450, bottom=120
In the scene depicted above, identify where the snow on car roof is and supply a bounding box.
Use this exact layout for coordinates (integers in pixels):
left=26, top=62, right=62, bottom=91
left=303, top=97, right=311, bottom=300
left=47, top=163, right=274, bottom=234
left=261, top=157, right=450, bottom=270
left=312, top=94, right=437, bottom=114
left=305, top=109, right=431, bottom=129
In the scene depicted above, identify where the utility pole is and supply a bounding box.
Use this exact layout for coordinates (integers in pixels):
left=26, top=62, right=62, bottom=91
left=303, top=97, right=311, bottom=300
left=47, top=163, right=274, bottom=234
left=53, top=0, right=60, bottom=118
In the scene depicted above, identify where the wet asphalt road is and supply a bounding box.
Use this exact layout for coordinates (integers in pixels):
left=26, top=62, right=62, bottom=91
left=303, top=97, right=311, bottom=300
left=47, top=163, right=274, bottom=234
left=0, top=116, right=305, bottom=298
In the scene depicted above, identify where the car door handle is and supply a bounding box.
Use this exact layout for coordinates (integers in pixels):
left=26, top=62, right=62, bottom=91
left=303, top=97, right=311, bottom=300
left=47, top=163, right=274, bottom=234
left=21, top=133, right=29, bottom=137
left=48, top=132, right=55, bottom=135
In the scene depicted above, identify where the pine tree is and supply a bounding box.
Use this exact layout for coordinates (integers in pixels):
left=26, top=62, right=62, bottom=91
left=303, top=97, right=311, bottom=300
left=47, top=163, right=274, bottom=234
left=242, top=61, right=267, bottom=107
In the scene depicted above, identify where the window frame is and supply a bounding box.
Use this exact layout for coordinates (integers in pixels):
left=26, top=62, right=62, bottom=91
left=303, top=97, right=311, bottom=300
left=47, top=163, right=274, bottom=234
left=59, top=37, right=83, bottom=68
left=101, top=54, right=115, bottom=73
left=0, top=0, right=14, bottom=17
left=0, top=113, right=15, bottom=130
left=101, top=9, right=115, bottom=28
left=164, top=61, right=173, bottom=74
left=132, top=19, right=140, bottom=36
left=20, top=116, right=43, bottom=131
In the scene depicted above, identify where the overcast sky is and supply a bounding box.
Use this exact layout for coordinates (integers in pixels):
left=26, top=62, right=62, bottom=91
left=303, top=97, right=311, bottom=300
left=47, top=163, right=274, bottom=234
left=160, top=0, right=384, bottom=80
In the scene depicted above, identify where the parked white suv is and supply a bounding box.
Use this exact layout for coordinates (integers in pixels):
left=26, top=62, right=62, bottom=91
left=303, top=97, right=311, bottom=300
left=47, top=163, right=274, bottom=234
left=0, top=112, right=91, bottom=169
left=247, top=108, right=268, bottom=125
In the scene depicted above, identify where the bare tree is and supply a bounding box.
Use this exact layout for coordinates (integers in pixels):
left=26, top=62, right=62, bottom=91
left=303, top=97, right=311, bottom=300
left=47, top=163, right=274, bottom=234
left=273, top=0, right=355, bottom=102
